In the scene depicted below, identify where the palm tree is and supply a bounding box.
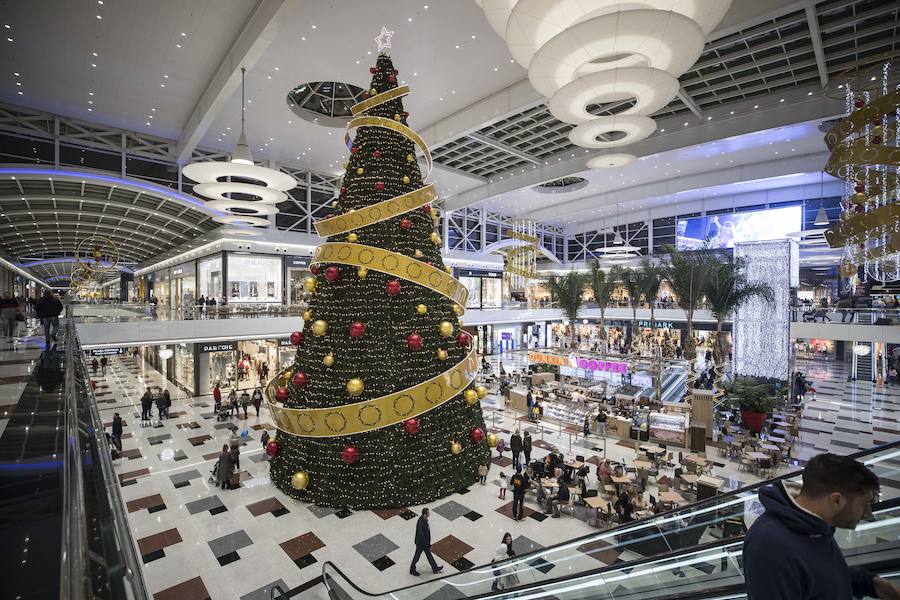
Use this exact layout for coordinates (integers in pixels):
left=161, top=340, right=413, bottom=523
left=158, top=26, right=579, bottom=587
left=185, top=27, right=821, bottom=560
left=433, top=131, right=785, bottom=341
left=589, top=260, right=616, bottom=355
left=704, top=251, right=775, bottom=366
left=546, top=271, right=588, bottom=350
left=610, top=266, right=642, bottom=353
left=639, top=259, right=664, bottom=332
left=661, top=245, right=715, bottom=360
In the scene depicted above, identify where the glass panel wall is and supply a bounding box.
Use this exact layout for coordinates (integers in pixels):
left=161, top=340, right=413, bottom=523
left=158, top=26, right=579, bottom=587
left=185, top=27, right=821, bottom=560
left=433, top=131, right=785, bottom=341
left=228, top=254, right=282, bottom=303
left=198, top=255, right=223, bottom=302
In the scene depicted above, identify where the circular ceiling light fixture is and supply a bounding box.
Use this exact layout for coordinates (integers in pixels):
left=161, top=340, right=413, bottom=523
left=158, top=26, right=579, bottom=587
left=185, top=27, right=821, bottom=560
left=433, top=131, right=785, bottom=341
left=587, top=153, right=637, bottom=169
left=532, top=176, right=589, bottom=194
left=182, top=67, right=295, bottom=228
left=287, top=81, right=368, bottom=127
left=158, top=348, right=174, bottom=360
left=475, top=0, right=732, bottom=169
left=569, top=115, right=656, bottom=148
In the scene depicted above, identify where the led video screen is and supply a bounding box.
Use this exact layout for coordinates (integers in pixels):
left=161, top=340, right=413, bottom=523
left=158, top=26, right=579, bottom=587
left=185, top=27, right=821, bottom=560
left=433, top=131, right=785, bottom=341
left=676, top=205, right=801, bottom=250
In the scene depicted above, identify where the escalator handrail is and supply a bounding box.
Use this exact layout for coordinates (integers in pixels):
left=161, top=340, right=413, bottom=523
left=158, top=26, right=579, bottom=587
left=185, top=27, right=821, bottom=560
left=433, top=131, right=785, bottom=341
left=320, top=439, right=900, bottom=597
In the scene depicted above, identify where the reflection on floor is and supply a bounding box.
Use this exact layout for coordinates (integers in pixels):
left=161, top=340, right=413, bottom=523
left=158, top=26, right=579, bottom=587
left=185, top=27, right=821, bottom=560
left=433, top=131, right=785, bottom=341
left=102, top=350, right=900, bottom=599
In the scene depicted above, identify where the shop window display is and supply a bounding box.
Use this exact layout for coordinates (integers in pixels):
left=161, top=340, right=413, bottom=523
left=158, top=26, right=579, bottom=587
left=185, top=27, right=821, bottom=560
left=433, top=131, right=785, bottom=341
left=459, top=276, right=481, bottom=308
left=482, top=277, right=502, bottom=308
left=174, top=343, right=194, bottom=394
left=228, top=254, right=283, bottom=303
left=208, top=350, right=235, bottom=390
left=198, top=256, right=223, bottom=301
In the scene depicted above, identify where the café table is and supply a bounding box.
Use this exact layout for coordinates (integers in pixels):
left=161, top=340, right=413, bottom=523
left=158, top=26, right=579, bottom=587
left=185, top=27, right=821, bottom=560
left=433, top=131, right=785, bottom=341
left=748, top=451, right=769, bottom=461
left=698, top=475, right=724, bottom=489
left=610, top=473, right=633, bottom=485
left=639, top=444, right=665, bottom=455
left=660, top=491, right=687, bottom=505
left=633, top=460, right=652, bottom=471
left=565, top=460, right=585, bottom=470
left=683, top=454, right=708, bottom=466
left=759, top=443, right=780, bottom=452
left=767, top=435, right=786, bottom=443
left=679, top=473, right=700, bottom=485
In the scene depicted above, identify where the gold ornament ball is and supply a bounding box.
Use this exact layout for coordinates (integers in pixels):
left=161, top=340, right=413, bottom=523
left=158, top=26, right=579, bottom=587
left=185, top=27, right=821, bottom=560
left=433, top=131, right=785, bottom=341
left=444, top=265, right=453, bottom=274
left=406, top=153, right=414, bottom=162
left=416, top=303, right=428, bottom=315
left=347, top=232, right=358, bottom=242
left=356, top=167, right=364, bottom=175
left=394, top=113, right=402, bottom=121
left=872, top=125, right=883, bottom=137
left=311, top=319, right=328, bottom=336
left=431, top=208, right=438, bottom=218
left=357, top=267, right=368, bottom=279
left=430, top=232, right=441, bottom=245
left=323, top=353, right=335, bottom=367
left=369, top=87, right=377, bottom=96
left=450, top=441, right=462, bottom=455
left=437, top=348, right=448, bottom=361
left=851, top=192, right=867, bottom=205
left=346, top=378, right=365, bottom=396
left=475, top=385, right=488, bottom=399
left=414, top=249, right=423, bottom=258
left=342, top=162, right=348, bottom=169
left=452, top=304, right=464, bottom=316
left=464, top=389, right=479, bottom=405
left=439, top=321, right=454, bottom=337
left=402, top=175, right=410, bottom=184
left=487, top=433, right=499, bottom=448
left=291, top=470, right=310, bottom=490
left=303, top=276, right=317, bottom=293
left=331, top=200, right=339, bottom=208
left=303, top=310, right=312, bottom=322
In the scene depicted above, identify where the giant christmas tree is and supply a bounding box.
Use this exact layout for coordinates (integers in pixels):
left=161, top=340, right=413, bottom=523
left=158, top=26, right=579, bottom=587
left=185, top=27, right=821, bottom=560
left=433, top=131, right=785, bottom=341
left=266, top=51, right=491, bottom=509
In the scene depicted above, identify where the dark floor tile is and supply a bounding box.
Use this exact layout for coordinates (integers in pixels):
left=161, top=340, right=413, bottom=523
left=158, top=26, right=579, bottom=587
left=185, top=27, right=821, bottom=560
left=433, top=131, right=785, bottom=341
left=148, top=503, right=167, bottom=514
left=463, top=511, right=482, bottom=521
left=272, top=507, right=290, bottom=517
left=173, top=480, right=190, bottom=489
left=371, top=555, right=395, bottom=571
left=528, top=556, right=555, bottom=574
left=334, top=508, right=353, bottom=519
left=142, top=549, right=165, bottom=564
left=209, top=505, right=229, bottom=516
left=529, top=512, right=548, bottom=522
left=294, top=554, right=318, bottom=570
left=451, top=557, right=475, bottom=571
left=399, top=509, right=417, bottom=520
left=217, top=551, right=240, bottom=566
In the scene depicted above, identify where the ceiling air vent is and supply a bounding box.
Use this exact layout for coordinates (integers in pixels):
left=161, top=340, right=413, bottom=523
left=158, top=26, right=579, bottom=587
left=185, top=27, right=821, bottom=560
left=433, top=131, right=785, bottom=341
left=287, top=81, right=367, bottom=127
left=532, top=176, right=589, bottom=194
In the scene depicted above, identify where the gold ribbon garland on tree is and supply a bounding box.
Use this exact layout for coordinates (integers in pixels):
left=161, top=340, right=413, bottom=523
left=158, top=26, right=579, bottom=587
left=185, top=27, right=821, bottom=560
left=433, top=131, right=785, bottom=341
left=270, top=67, right=480, bottom=439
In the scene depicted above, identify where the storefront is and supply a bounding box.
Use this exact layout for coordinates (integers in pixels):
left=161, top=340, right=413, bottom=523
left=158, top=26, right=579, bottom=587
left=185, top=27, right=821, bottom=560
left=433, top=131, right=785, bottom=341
left=173, top=343, right=194, bottom=395
left=278, top=338, right=297, bottom=370
left=523, top=321, right=548, bottom=349
left=493, top=325, right=522, bottom=353
left=235, top=339, right=282, bottom=390
left=169, top=262, right=196, bottom=309
left=285, top=256, right=311, bottom=306
left=152, top=269, right=171, bottom=307
left=197, top=340, right=237, bottom=396
left=228, top=254, right=283, bottom=303
left=463, top=324, right=494, bottom=356
left=458, top=269, right=503, bottom=309
left=197, top=255, right=223, bottom=302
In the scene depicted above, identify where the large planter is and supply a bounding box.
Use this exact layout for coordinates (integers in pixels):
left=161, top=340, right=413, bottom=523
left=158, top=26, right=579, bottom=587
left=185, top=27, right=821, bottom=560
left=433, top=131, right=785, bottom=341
left=740, top=410, right=767, bottom=433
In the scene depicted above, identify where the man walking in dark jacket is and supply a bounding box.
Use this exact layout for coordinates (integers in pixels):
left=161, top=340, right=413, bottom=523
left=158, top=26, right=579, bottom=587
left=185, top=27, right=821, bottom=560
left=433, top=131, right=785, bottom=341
left=523, top=431, right=532, bottom=466
left=510, top=467, right=528, bottom=521
left=110, top=412, right=123, bottom=451
left=743, top=453, right=900, bottom=599
left=510, top=429, right=523, bottom=469
left=409, top=508, right=444, bottom=576
left=35, top=290, right=63, bottom=347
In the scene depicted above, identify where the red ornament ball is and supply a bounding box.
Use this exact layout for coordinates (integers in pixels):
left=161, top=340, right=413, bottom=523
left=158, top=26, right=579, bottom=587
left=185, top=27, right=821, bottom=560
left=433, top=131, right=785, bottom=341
left=290, top=331, right=304, bottom=346
left=340, top=186, right=347, bottom=194
left=854, top=97, right=864, bottom=108
left=309, top=264, right=320, bottom=276
left=386, top=279, right=401, bottom=296
left=373, top=149, right=382, bottom=158
left=275, top=387, right=288, bottom=402
left=400, top=218, right=411, bottom=230
left=341, top=445, right=360, bottom=464
left=856, top=183, right=865, bottom=193
left=325, top=266, right=341, bottom=282
left=265, top=440, right=279, bottom=457
left=404, top=418, right=420, bottom=435
left=350, top=146, right=358, bottom=154
left=350, top=321, right=366, bottom=338
left=393, top=69, right=399, bottom=75
left=369, top=67, right=376, bottom=74
left=388, top=74, right=396, bottom=83
left=872, top=136, right=883, bottom=145
left=470, top=427, right=485, bottom=444
left=456, top=331, right=470, bottom=348
left=403, top=111, right=410, bottom=117
left=421, top=204, right=431, bottom=215
left=292, top=371, right=309, bottom=388
left=375, top=181, right=385, bottom=191
left=407, top=332, right=423, bottom=350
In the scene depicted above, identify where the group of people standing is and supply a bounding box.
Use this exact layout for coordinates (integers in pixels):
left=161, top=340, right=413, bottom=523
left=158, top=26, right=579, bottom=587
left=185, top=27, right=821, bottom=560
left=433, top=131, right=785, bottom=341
left=139, top=386, right=171, bottom=422
left=212, top=382, right=264, bottom=419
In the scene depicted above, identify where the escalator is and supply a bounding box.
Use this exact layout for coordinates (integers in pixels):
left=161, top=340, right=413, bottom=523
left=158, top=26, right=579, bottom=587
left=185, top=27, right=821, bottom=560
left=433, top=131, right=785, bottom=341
left=659, top=365, right=688, bottom=403
left=320, top=441, right=900, bottom=600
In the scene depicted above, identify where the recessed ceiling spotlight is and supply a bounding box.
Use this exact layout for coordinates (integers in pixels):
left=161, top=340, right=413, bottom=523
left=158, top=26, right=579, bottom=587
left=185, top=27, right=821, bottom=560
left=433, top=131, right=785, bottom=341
left=6, top=37, right=12, bottom=42
left=753, top=104, right=759, bottom=109
left=180, top=32, right=186, bottom=36
left=683, top=122, right=688, bottom=126
left=706, top=116, right=711, bottom=120
left=160, top=83, right=165, bottom=87
left=779, top=98, right=784, bottom=102
left=92, top=51, right=98, bottom=57
left=176, top=43, right=181, bottom=48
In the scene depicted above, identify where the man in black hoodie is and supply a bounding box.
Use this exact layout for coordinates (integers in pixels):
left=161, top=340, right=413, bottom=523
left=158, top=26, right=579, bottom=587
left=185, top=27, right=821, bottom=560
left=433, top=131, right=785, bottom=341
left=744, top=453, right=899, bottom=599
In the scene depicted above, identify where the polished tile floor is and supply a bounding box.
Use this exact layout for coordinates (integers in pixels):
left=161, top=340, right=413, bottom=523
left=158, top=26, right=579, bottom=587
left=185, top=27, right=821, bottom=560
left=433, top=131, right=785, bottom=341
left=88, top=348, right=900, bottom=600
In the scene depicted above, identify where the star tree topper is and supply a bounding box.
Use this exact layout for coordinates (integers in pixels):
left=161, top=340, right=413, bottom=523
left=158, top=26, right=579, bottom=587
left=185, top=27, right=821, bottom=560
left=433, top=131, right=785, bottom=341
left=374, top=26, right=394, bottom=52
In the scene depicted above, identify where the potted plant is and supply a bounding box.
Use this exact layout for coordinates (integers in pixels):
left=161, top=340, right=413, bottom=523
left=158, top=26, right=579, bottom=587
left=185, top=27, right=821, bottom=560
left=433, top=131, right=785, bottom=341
left=725, top=377, right=778, bottom=433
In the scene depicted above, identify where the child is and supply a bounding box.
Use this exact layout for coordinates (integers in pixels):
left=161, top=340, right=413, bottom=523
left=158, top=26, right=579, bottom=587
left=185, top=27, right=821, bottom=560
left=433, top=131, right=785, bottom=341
left=498, top=472, right=508, bottom=500
left=478, top=462, right=488, bottom=485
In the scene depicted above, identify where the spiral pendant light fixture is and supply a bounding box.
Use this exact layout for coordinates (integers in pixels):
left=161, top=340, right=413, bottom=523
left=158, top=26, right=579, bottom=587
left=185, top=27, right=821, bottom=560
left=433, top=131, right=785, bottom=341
left=474, top=0, right=732, bottom=167
left=183, top=66, right=296, bottom=233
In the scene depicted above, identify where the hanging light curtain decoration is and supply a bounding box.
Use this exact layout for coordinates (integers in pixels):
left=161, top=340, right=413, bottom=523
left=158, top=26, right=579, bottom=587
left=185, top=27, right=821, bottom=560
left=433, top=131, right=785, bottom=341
left=474, top=0, right=731, bottom=166
left=183, top=67, right=296, bottom=231
left=823, top=56, right=900, bottom=283
left=505, top=220, right=540, bottom=292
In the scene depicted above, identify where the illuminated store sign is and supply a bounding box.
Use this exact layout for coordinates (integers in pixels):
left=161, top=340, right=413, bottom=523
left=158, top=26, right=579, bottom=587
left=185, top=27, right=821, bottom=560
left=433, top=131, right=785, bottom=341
left=527, top=351, right=628, bottom=374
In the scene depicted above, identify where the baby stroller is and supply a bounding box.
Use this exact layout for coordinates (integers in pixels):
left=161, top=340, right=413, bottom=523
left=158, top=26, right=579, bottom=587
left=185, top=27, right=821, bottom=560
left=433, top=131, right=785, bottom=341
left=208, top=459, right=220, bottom=483
left=216, top=404, right=230, bottom=422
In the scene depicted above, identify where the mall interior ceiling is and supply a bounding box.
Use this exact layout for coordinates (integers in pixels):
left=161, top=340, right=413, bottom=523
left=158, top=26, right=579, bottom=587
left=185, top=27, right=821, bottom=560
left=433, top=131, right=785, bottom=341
left=0, top=0, right=899, bottom=287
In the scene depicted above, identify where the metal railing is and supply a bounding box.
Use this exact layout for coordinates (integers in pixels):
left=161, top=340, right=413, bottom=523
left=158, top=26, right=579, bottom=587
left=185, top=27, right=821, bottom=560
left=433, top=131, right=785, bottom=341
left=791, top=306, right=900, bottom=325
left=71, top=301, right=306, bottom=322
left=61, top=310, right=149, bottom=600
